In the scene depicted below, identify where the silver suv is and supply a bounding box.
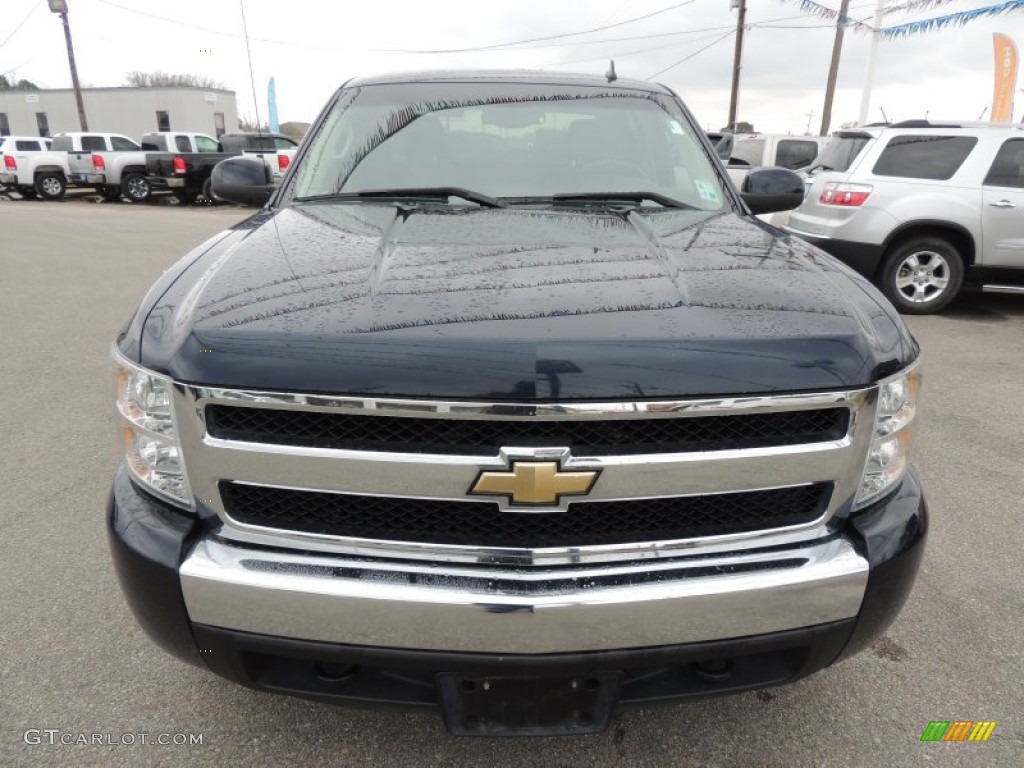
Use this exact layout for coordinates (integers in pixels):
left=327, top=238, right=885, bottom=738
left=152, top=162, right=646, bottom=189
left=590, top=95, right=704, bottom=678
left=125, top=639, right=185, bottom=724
left=786, top=121, right=1024, bottom=313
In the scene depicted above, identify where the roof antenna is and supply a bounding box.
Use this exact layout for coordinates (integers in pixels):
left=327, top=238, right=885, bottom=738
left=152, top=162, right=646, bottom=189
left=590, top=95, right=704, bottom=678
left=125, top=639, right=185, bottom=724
left=606, top=60, right=617, bottom=83
left=879, top=106, right=889, bottom=125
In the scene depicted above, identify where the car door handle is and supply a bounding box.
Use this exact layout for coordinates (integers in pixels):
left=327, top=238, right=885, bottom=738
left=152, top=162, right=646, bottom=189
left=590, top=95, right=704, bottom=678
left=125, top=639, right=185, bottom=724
left=988, top=200, right=1015, bottom=208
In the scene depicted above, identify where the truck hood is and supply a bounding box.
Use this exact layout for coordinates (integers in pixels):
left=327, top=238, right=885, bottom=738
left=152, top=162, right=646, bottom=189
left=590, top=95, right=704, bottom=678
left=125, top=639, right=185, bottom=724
left=136, top=204, right=915, bottom=399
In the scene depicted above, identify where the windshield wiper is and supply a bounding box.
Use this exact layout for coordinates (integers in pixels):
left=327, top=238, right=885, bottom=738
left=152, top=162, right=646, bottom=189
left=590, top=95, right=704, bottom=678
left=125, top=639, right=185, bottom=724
left=295, top=187, right=506, bottom=208
left=548, top=192, right=695, bottom=210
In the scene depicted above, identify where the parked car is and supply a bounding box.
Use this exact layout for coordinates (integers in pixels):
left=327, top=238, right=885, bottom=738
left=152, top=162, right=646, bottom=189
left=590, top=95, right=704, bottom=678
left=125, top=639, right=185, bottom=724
left=786, top=120, right=1024, bottom=313
left=146, top=132, right=298, bottom=204
left=726, top=133, right=829, bottom=186
left=109, top=70, right=926, bottom=737
left=0, top=135, right=70, bottom=200
left=50, top=132, right=155, bottom=202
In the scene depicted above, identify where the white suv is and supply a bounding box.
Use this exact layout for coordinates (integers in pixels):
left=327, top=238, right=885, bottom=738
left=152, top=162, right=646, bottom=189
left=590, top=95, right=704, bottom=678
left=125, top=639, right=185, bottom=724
left=786, top=121, right=1024, bottom=313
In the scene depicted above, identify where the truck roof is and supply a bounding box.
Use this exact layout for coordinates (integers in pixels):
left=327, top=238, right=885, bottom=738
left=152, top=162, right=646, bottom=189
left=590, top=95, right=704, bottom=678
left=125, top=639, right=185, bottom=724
left=345, top=69, right=673, bottom=94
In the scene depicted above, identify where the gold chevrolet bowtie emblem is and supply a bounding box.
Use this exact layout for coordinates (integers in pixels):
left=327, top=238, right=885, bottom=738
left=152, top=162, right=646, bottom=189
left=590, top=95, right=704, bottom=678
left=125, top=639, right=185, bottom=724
left=469, top=461, right=600, bottom=507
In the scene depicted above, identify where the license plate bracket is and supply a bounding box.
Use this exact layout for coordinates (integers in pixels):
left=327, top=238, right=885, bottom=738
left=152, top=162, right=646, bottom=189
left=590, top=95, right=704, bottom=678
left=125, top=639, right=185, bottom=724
left=437, top=671, right=622, bottom=736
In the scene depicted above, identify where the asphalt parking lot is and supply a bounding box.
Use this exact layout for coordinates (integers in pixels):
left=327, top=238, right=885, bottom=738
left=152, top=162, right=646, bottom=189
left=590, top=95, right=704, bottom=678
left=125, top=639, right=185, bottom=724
left=2, top=197, right=1021, bottom=767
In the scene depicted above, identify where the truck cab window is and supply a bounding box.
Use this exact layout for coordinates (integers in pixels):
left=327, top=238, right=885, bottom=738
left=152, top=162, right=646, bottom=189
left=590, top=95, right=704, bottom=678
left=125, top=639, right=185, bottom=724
left=111, top=136, right=141, bottom=151
left=196, top=135, right=219, bottom=152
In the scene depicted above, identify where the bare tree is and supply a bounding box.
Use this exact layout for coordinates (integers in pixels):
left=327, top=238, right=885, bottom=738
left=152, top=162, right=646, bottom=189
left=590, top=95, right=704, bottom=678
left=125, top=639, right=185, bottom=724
left=124, top=71, right=226, bottom=89
left=0, top=75, right=39, bottom=90
left=721, top=121, right=754, bottom=134
left=238, top=114, right=269, bottom=133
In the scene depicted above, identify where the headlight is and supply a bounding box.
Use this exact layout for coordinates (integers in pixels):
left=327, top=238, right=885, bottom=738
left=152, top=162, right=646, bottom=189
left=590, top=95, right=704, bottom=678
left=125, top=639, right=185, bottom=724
left=114, top=349, right=192, bottom=509
left=854, top=364, right=922, bottom=509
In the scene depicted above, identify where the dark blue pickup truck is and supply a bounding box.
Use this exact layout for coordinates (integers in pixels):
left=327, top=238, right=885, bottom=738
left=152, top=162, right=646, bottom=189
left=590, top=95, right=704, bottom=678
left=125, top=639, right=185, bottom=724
left=108, top=71, right=926, bottom=737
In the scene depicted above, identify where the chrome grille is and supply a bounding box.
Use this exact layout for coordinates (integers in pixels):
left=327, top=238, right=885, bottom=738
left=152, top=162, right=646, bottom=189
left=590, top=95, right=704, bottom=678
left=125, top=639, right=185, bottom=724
left=175, top=385, right=875, bottom=565
left=205, top=404, right=849, bottom=455
left=221, top=482, right=831, bottom=547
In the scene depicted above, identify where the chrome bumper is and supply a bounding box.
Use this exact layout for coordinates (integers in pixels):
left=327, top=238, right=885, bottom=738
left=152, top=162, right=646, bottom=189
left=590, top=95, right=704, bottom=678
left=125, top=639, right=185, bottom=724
left=180, top=535, right=869, bottom=654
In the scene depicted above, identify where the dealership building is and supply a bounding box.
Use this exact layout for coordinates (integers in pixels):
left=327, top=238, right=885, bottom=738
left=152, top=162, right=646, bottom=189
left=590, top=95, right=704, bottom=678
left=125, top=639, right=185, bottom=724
left=0, top=86, right=239, bottom=140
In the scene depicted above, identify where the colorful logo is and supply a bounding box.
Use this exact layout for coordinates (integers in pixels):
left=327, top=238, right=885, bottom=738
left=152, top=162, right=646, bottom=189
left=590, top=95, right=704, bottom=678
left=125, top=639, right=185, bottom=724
left=920, top=721, right=997, bottom=742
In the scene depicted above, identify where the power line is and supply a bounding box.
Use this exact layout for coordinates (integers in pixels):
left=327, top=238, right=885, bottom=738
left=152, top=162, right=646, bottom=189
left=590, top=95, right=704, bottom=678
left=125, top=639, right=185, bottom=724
left=560, top=0, right=632, bottom=58
left=95, top=0, right=731, bottom=54
left=238, top=0, right=262, bottom=131
left=545, top=29, right=742, bottom=68
left=0, top=54, right=38, bottom=79
left=81, top=0, right=879, bottom=64
left=464, top=24, right=740, bottom=52
left=95, top=0, right=294, bottom=46
left=380, top=0, right=700, bottom=54
left=0, top=0, right=42, bottom=51
left=646, top=29, right=737, bottom=80
left=381, top=8, right=874, bottom=56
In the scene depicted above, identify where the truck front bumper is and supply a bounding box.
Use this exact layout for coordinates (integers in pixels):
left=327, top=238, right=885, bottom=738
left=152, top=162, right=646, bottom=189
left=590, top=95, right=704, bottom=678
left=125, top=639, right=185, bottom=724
left=108, top=464, right=926, bottom=721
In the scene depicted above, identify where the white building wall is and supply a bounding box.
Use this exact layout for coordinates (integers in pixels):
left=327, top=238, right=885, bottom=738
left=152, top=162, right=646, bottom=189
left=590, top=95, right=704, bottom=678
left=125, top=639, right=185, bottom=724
left=0, top=87, right=239, bottom=141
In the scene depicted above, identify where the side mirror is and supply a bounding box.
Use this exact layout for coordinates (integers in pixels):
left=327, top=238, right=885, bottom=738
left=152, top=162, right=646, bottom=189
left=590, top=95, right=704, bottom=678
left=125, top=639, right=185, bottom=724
left=210, top=156, right=274, bottom=206
left=741, top=167, right=804, bottom=215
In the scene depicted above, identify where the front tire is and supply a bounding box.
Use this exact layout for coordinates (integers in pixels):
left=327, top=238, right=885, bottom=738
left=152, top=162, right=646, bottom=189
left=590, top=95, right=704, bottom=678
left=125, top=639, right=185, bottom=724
left=122, top=172, right=151, bottom=203
left=35, top=172, right=66, bottom=201
left=878, top=237, right=964, bottom=314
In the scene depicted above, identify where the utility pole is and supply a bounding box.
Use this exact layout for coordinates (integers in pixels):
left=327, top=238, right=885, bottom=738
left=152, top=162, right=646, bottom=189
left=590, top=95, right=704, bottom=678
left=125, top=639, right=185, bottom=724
left=727, top=0, right=746, bottom=131
left=820, top=0, right=851, bottom=136
left=48, top=0, right=88, bottom=131
left=858, top=0, right=886, bottom=126
left=805, top=108, right=816, bottom=135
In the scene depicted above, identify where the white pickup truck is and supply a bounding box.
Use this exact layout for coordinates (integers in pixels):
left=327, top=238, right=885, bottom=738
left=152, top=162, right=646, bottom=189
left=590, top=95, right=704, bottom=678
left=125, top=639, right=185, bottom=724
left=51, top=132, right=158, bottom=203
left=726, top=133, right=829, bottom=186
left=0, top=135, right=71, bottom=200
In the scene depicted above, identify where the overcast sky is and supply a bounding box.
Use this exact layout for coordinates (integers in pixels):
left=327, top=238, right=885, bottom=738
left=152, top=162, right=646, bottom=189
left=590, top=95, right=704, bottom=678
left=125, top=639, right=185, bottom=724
left=1, top=0, right=1021, bottom=133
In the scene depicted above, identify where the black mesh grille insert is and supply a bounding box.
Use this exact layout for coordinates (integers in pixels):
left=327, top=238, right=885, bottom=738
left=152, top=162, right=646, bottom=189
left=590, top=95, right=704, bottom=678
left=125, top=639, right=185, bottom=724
left=220, top=483, right=831, bottom=547
left=206, top=406, right=849, bottom=455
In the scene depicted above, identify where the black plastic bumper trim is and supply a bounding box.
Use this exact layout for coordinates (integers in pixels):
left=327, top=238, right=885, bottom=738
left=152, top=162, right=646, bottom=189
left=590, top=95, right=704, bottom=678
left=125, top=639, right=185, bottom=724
left=793, top=233, right=885, bottom=278
left=107, top=464, right=206, bottom=668
left=191, top=619, right=856, bottom=713
left=837, top=467, right=928, bottom=661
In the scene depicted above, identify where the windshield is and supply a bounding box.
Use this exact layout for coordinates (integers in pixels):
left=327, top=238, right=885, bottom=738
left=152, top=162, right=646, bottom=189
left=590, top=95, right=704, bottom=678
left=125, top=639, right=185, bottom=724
left=291, top=84, right=726, bottom=211
left=814, top=135, right=871, bottom=172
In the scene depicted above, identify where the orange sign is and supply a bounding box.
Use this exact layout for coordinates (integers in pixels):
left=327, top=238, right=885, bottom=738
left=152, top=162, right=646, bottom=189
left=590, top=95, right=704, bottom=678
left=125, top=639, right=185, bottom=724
left=992, top=34, right=1018, bottom=123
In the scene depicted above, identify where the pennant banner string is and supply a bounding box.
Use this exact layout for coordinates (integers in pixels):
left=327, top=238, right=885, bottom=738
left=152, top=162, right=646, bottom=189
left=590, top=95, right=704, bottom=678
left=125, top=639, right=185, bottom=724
left=880, top=0, right=1024, bottom=39
left=784, top=0, right=1024, bottom=38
